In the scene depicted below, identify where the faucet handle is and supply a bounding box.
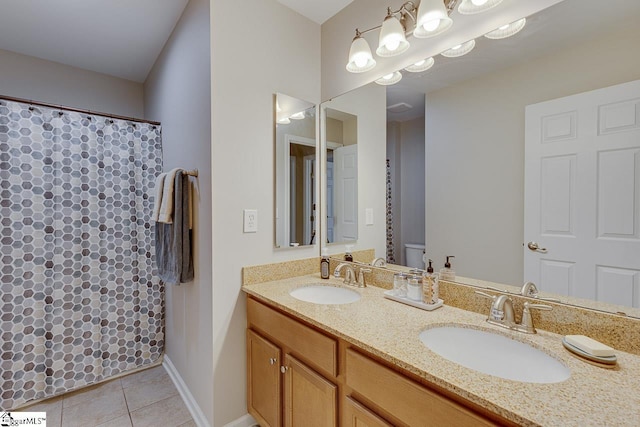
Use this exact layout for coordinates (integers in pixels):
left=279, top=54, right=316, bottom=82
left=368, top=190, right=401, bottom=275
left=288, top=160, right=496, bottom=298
left=475, top=290, right=495, bottom=300
left=357, top=267, right=371, bottom=287
left=520, top=302, right=552, bottom=333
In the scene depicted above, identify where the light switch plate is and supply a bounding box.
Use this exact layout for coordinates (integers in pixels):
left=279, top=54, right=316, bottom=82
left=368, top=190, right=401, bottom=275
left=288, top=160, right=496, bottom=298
left=244, top=209, right=258, bottom=233
left=365, top=208, right=374, bottom=225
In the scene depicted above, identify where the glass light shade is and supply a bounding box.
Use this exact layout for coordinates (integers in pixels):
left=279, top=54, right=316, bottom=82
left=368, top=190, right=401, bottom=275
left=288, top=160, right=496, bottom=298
left=484, top=18, right=526, bottom=39
left=375, top=71, right=403, bottom=86
left=346, top=36, right=376, bottom=73
left=441, top=39, right=476, bottom=57
left=289, top=111, right=305, bottom=120
left=404, top=57, right=435, bottom=73
left=458, top=0, right=504, bottom=15
left=414, top=0, right=453, bottom=38
left=376, top=15, right=410, bottom=57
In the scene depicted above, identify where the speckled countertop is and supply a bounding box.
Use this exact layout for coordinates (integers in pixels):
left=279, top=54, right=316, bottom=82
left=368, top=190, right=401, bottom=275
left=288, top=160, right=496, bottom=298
left=242, top=274, right=640, bottom=427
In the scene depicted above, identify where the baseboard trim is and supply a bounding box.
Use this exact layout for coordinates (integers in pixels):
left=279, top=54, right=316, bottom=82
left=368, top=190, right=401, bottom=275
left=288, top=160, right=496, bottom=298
left=163, top=356, right=211, bottom=427
left=223, top=413, right=258, bottom=427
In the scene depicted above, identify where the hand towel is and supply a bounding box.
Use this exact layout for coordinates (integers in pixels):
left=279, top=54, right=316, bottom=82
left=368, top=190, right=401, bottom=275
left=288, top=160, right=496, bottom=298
left=157, top=167, right=181, bottom=223
left=155, top=169, right=194, bottom=285
left=151, top=172, right=166, bottom=222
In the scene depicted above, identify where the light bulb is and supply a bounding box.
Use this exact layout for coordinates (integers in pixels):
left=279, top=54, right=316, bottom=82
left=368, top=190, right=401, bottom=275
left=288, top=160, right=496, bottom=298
left=383, top=73, right=394, bottom=80
left=385, top=38, right=400, bottom=52
left=423, top=19, right=440, bottom=32
left=471, top=0, right=488, bottom=5
left=499, top=24, right=509, bottom=30
left=414, top=59, right=426, bottom=66
left=451, top=44, right=462, bottom=50
left=354, top=54, right=368, bottom=68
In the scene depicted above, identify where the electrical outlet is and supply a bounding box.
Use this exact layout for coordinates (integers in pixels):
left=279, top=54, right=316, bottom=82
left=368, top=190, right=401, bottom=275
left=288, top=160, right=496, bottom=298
left=244, top=209, right=258, bottom=233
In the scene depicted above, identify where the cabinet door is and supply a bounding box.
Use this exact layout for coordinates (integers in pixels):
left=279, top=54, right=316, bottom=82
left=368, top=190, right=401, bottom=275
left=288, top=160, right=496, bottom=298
left=247, top=329, right=281, bottom=427
left=342, top=396, right=392, bottom=427
left=283, top=354, right=337, bottom=427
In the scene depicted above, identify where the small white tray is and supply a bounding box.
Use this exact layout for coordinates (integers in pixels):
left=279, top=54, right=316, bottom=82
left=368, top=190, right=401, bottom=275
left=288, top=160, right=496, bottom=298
left=383, top=290, right=443, bottom=311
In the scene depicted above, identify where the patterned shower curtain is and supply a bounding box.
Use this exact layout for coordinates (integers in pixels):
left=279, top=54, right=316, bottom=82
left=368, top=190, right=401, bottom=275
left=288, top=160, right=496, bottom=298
left=0, top=99, right=164, bottom=410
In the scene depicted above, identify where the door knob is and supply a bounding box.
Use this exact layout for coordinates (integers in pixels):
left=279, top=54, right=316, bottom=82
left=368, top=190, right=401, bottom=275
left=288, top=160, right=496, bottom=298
left=527, top=241, right=548, bottom=253
left=269, top=358, right=277, bottom=365
left=280, top=366, right=289, bottom=374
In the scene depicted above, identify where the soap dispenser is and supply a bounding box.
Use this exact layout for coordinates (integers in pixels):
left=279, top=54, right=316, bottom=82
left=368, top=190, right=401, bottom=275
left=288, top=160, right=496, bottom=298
left=344, top=245, right=354, bottom=262
left=440, top=256, right=455, bottom=281
left=320, top=248, right=330, bottom=279
left=423, top=259, right=437, bottom=304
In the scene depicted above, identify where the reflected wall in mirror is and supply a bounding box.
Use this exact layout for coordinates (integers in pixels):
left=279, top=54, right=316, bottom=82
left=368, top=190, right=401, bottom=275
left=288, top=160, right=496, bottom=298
left=274, top=93, right=317, bottom=249
left=320, top=0, right=640, bottom=317
left=320, top=84, right=386, bottom=254
left=325, top=108, right=358, bottom=243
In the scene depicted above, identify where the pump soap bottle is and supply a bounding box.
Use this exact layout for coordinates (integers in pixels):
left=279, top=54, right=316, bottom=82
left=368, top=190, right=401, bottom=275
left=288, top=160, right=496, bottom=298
left=321, top=248, right=330, bottom=279
left=344, top=245, right=354, bottom=262
left=423, top=259, right=435, bottom=304
left=440, top=256, right=455, bottom=281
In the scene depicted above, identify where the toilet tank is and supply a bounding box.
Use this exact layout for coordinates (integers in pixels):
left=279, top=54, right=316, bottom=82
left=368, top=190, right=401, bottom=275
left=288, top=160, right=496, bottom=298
left=405, top=243, right=425, bottom=269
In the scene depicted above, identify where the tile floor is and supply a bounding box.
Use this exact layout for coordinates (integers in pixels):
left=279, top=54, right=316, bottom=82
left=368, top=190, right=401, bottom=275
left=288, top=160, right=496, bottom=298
left=17, top=365, right=195, bottom=427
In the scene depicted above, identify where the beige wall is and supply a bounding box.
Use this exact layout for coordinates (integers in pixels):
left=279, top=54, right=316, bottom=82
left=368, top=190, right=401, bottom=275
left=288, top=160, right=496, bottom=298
left=0, top=48, right=144, bottom=117
left=211, top=0, right=321, bottom=424
left=426, top=23, right=640, bottom=285
left=144, top=0, right=213, bottom=424
left=320, top=0, right=562, bottom=100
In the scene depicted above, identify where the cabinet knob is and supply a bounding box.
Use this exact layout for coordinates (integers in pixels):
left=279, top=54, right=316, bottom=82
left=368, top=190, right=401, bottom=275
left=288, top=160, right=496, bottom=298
left=269, top=358, right=277, bottom=365
left=280, top=366, right=289, bottom=374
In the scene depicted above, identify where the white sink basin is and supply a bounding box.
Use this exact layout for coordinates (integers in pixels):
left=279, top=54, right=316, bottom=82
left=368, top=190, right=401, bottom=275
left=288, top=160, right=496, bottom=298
left=419, top=326, right=570, bottom=383
left=289, top=285, right=360, bottom=305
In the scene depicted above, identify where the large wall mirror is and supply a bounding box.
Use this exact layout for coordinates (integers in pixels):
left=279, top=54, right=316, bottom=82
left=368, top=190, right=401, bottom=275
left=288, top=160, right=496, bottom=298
left=319, top=0, right=640, bottom=317
left=274, top=93, right=317, bottom=249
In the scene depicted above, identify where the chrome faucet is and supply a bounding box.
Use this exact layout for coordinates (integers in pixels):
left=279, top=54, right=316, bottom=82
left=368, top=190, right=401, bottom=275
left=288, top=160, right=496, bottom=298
left=476, top=291, right=552, bottom=334
left=356, top=267, right=371, bottom=288
left=334, top=263, right=356, bottom=285
left=371, top=257, right=386, bottom=267
left=520, top=281, right=561, bottom=303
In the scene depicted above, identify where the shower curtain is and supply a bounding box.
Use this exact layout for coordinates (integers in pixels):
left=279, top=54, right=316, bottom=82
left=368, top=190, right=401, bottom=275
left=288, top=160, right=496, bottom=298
left=0, top=99, right=164, bottom=410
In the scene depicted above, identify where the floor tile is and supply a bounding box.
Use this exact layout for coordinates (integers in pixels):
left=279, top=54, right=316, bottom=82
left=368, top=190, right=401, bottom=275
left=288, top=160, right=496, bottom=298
left=130, top=395, right=192, bottom=427
left=96, top=414, right=133, bottom=427
left=20, top=396, right=63, bottom=427
left=61, top=387, right=128, bottom=427
left=62, top=378, right=122, bottom=408
left=123, top=372, right=177, bottom=412
left=120, top=365, right=167, bottom=389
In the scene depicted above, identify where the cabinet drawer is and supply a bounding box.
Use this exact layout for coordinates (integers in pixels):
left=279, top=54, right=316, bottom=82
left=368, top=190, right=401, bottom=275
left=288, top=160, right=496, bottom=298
left=247, top=298, right=337, bottom=378
left=345, top=349, right=494, bottom=426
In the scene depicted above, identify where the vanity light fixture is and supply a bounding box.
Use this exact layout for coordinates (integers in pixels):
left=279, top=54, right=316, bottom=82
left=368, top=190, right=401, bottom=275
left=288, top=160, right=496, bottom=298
left=414, top=0, right=453, bottom=38
left=347, top=1, right=469, bottom=74
left=375, top=71, right=403, bottom=86
left=441, top=39, right=476, bottom=57
left=376, top=10, right=410, bottom=57
left=289, top=111, right=306, bottom=120
left=404, top=56, right=435, bottom=73
left=346, top=31, right=377, bottom=73
left=484, top=18, right=527, bottom=39
left=457, top=0, right=504, bottom=15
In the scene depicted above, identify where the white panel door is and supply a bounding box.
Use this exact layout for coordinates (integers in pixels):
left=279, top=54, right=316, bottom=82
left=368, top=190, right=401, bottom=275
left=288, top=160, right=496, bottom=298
left=333, top=145, right=358, bottom=241
left=525, top=80, right=640, bottom=308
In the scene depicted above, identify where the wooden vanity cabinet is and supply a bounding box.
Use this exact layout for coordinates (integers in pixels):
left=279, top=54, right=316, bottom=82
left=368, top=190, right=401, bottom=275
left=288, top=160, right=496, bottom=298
left=247, top=298, right=338, bottom=427
left=247, top=296, right=508, bottom=427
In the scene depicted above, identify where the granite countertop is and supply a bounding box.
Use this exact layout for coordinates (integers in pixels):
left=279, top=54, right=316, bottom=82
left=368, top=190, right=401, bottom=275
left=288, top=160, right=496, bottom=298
left=242, top=274, right=640, bottom=427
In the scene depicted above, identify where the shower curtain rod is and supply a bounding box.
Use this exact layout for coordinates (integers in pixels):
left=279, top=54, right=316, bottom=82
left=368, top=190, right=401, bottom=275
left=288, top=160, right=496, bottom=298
left=0, top=94, right=161, bottom=126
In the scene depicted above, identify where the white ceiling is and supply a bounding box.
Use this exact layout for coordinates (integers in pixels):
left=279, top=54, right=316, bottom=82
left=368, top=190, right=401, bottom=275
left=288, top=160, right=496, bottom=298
left=0, top=0, right=189, bottom=82
left=276, top=0, right=354, bottom=24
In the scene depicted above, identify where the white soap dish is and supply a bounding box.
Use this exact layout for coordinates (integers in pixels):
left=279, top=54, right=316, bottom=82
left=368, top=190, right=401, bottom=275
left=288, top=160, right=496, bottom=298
left=383, top=290, right=443, bottom=311
left=561, top=338, right=617, bottom=367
